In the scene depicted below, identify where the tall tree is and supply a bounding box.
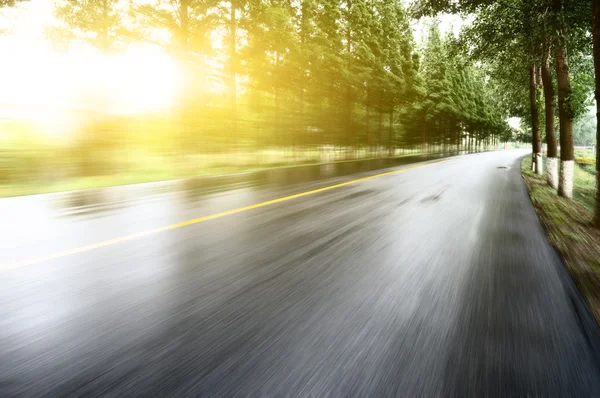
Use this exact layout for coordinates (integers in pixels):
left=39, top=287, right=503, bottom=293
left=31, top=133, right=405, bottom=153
left=377, top=0, right=414, bottom=156
left=53, top=0, right=123, bottom=51
left=593, top=0, right=600, bottom=226
left=541, top=37, right=558, bottom=188
left=0, top=0, right=26, bottom=7
left=553, top=0, right=575, bottom=197
left=529, top=63, right=543, bottom=174
left=132, top=0, right=216, bottom=53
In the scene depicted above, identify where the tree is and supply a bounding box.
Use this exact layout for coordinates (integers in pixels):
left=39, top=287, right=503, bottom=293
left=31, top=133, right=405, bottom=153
left=401, top=22, right=508, bottom=154
left=593, top=0, right=600, bottom=225
left=377, top=0, right=415, bottom=155
left=0, top=0, right=27, bottom=7
left=422, top=0, right=545, bottom=173
left=130, top=0, right=219, bottom=158
left=38, top=0, right=516, bottom=185
left=132, top=0, right=216, bottom=54
left=541, top=37, right=558, bottom=188
left=529, top=63, right=542, bottom=174
left=53, top=0, right=123, bottom=51
left=417, top=0, right=596, bottom=195
left=573, top=108, right=596, bottom=145
left=552, top=0, right=574, bottom=197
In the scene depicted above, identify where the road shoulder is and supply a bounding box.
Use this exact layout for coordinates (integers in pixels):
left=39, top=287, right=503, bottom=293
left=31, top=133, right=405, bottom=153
left=521, top=155, right=600, bottom=362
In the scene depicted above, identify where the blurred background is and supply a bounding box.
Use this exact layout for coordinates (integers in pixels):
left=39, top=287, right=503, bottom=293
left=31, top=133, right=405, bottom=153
left=0, top=0, right=537, bottom=198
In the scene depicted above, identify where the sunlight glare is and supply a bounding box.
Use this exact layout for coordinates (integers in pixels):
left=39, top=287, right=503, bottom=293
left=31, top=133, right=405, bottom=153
left=0, top=1, right=180, bottom=140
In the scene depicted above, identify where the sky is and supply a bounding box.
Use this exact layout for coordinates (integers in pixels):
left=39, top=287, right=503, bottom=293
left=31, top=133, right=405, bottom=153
left=0, top=0, right=179, bottom=133
left=412, top=13, right=469, bottom=44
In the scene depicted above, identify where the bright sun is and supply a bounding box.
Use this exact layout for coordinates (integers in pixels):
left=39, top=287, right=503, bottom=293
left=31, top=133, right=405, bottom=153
left=0, top=0, right=180, bottom=138
left=0, top=42, right=179, bottom=115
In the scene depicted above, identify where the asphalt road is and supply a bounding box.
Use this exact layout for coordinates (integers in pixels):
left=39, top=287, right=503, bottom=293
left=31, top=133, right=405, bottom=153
left=2, top=149, right=600, bottom=396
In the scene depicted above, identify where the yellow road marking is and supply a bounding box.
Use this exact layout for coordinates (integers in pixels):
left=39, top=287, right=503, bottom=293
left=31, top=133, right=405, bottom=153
left=2, top=159, right=449, bottom=271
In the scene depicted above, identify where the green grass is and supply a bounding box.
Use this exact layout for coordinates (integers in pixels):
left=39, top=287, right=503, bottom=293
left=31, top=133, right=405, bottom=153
left=573, top=150, right=596, bottom=211
left=1, top=150, right=433, bottom=197
left=573, top=162, right=597, bottom=211
left=525, top=155, right=596, bottom=212
left=575, top=148, right=596, bottom=160
left=574, top=148, right=597, bottom=178
left=539, top=150, right=597, bottom=211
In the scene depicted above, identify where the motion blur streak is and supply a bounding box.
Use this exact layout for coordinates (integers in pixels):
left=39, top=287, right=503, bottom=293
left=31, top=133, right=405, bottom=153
left=1, top=159, right=448, bottom=271
left=2, top=150, right=600, bottom=396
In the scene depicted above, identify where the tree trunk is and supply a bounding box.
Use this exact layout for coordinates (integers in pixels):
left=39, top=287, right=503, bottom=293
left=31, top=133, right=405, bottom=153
left=593, top=0, right=600, bottom=225
left=468, top=133, right=471, bottom=153
left=346, top=91, right=353, bottom=157
left=229, top=0, right=237, bottom=112
left=346, top=24, right=353, bottom=158
left=179, top=0, right=189, bottom=43
left=542, top=38, right=558, bottom=188
left=378, top=100, right=383, bottom=157
left=274, top=51, right=280, bottom=149
left=366, top=90, right=370, bottom=157
left=101, top=0, right=110, bottom=51
left=554, top=0, right=575, bottom=198
left=228, top=0, right=237, bottom=153
left=529, top=63, right=542, bottom=175
left=466, top=133, right=468, bottom=153
left=388, top=106, right=394, bottom=157
left=456, top=126, right=460, bottom=153
left=471, top=133, right=474, bottom=153
left=299, top=0, right=307, bottom=157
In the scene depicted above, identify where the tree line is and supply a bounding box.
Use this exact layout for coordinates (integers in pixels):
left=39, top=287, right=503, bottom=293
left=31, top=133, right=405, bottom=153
left=418, top=0, right=600, bottom=224
left=54, top=0, right=512, bottom=153
left=2, top=0, right=516, bottom=189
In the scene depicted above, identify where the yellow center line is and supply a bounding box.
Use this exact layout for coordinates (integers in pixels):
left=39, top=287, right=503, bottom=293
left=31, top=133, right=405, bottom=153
left=2, top=159, right=449, bottom=271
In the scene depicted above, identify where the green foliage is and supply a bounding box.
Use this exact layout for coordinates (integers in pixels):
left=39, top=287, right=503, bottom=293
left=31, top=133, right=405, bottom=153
left=131, top=0, right=218, bottom=53
left=422, top=0, right=597, bottom=165
left=576, top=157, right=596, bottom=165
left=6, top=0, right=514, bottom=195
left=52, top=0, right=123, bottom=50
left=573, top=108, right=597, bottom=146
left=569, top=53, right=595, bottom=121
left=402, top=24, right=508, bottom=149
left=0, top=0, right=27, bottom=7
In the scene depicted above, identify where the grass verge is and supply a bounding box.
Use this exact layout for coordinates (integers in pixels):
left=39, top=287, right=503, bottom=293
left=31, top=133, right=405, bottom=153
left=0, top=150, right=438, bottom=198
left=521, top=156, right=600, bottom=322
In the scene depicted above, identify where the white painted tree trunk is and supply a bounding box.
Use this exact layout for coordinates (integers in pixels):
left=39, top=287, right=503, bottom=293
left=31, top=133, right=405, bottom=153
left=559, top=160, right=574, bottom=198
left=535, top=153, right=543, bottom=175
left=546, top=157, right=558, bottom=189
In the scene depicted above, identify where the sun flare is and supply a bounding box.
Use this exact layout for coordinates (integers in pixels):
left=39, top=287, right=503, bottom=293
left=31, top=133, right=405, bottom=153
left=0, top=42, right=179, bottom=114
left=0, top=1, right=183, bottom=140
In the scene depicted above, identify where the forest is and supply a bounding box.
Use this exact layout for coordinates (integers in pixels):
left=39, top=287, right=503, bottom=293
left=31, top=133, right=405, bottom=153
left=1, top=0, right=599, bottom=212
left=1, top=0, right=518, bottom=197
left=417, top=0, right=600, bottom=222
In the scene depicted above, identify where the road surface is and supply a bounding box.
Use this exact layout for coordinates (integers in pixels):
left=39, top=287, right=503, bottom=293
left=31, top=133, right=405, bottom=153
left=2, top=149, right=600, bottom=396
